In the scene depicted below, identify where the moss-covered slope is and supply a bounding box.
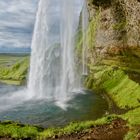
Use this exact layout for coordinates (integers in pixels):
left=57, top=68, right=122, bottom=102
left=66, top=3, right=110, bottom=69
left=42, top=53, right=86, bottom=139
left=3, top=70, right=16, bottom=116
left=0, top=55, right=29, bottom=85
left=85, top=66, right=140, bottom=109
left=0, top=116, right=119, bottom=140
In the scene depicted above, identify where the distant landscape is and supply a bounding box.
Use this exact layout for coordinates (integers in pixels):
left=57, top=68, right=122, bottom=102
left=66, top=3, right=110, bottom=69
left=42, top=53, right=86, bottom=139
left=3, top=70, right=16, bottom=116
left=0, top=53, right=29, bottom=85
left=0, top=47, right=31, bottom=54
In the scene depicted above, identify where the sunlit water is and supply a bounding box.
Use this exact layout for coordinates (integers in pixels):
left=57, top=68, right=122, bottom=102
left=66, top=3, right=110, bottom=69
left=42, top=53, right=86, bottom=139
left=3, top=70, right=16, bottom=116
left=0, top=84, right=108, bottom=127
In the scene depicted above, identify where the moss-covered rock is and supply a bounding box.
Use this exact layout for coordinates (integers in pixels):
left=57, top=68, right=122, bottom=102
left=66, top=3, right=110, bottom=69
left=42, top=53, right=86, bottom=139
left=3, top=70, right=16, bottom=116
left=85, top=66, right=140, bottom=109
left=91, top=0, right=111, bottom=8
left=0, top=121, right=41, bottom=139
left=87, top=0, right=140, bottom=59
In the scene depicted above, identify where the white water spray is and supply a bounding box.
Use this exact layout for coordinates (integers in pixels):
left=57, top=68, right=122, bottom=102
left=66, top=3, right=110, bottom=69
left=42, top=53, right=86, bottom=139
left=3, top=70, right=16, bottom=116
left=0, top=0, right=89, bottom=112
left=82, top=0, right=89, bottom=75
left=28, top=0, right=59, bottom=99
left=28, top=0, right=83, bottom=102
left=59, top=0, right=77, bottom=101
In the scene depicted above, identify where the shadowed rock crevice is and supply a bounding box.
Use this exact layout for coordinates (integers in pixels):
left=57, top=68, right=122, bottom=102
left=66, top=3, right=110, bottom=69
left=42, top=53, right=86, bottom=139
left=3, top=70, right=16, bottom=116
left=86, top=0, right=140, bottom=61
left=91, top=0, right=111, bottom=8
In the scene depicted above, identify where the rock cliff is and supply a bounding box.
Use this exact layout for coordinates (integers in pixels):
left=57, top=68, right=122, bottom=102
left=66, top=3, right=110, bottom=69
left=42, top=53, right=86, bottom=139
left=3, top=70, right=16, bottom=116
left=86, top=0, right=140, bottom=59
left=82, top=2, right=140, bottom=138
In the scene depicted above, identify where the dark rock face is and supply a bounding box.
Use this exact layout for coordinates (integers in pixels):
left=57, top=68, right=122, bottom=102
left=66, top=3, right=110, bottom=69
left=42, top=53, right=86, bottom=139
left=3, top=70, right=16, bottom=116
left=91, top=0, right=111, bottom=8
left=86, top=0, right=140, bottom=58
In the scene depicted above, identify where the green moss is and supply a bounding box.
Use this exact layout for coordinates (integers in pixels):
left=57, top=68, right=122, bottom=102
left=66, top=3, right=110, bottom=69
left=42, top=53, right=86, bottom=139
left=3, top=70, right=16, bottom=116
left=112, top=20, right=127, bottom=30
left=75, top=29, right=83, bottom=61
left=0, top=121, right=40, bottom=139
left=90, top=0, right=111, bottom=8
left=85, top=64, right=140, bottom=137
left=124, top=130, right=138, bottom=140
left=75, top=9, right=100, bottom=62
left=39, top=115, right=117, bottom=139
left=86, top=66, right=140, bottom=109
left=0, top=80, right=22, bottom=85
left=119, top=102, right=140, bottom=138
left=0, top=57, right=29, bottom=85
left=87, top=10, right=100, bottom=49
left=121, top=108, right=140, bottom=126
left=102, top=51, right=140, bottom=75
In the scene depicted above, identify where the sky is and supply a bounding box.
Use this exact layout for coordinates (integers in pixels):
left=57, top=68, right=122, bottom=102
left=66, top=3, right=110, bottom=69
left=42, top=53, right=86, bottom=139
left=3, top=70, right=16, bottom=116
left=0, top=0, right=83, bottom=52
left=0, top=0, right=38, bottom=50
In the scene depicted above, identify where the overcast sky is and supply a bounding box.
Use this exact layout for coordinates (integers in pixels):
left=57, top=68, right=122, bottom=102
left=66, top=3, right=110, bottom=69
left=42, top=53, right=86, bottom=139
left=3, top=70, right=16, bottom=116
left=0, top=0, right=38, bottom=49
left=0, top=0, right=83, bottom=50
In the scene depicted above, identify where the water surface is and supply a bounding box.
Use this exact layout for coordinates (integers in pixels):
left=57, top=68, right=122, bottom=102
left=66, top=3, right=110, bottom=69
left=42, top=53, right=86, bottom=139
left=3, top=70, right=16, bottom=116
left=0, top=84, right=108, bottom=127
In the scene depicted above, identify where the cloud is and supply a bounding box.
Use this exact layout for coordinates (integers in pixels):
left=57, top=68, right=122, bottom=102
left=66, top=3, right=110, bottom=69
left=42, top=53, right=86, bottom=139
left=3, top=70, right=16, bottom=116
left=0, top=0, right=83, bottom=49
left=0, top=0, right=38, bottom=48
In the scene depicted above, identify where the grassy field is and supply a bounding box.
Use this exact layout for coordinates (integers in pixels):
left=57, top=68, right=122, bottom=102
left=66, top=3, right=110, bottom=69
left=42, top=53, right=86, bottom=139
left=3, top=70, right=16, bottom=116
left=0, top=115, right=118, bottom=139
left=0, top=53, right=30, bottom=85
left=84, top=61, right=140, bottom=140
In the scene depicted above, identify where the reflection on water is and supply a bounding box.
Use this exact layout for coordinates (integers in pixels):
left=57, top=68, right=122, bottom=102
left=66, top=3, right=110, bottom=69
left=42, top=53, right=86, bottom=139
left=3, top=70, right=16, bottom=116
left=0, top=84, right=108, bottom=127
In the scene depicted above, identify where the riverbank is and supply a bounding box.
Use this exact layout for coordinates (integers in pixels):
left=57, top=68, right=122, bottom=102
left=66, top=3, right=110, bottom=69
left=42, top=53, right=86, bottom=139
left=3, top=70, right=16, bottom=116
left=0, top=114, right=139, bottom=140
left=48, top=118, right=128, bottom=140
left=85, top=67, right=140, bottom=139
left=0, top=116, right=128, bottom=140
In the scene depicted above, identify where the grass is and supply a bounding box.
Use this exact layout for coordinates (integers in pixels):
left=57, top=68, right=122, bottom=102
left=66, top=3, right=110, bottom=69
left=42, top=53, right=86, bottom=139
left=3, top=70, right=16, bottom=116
left=0, top=115, right=118, bottom=139
left=0, top=121, right=41, bottom=139
left=119, top=106, right=140, bottom=139
left=84, top=65, right=140, bottom=139
left=40, top=115, right=117, bottom=138
left=122, top=113, right=140, bottom=140
left=102, top=54, right=140, bottom=75
left=87, top=10, right=100, bottom=49
left=0, top=55, right=25, bottom=66
left=0, top=52, right=140, bottom=139
left=112, top=20, right=127, bottom=30
left=75, top=10, right=100, bottom=63
left=0, top=54, right=29, bottom=85
left=0, top=105, right=139, bottom=140
left=121, top=107, right=140, bottom=126
left=123, top=130, right=138, bottom=140
left=85, top=66, right=140, bottom=109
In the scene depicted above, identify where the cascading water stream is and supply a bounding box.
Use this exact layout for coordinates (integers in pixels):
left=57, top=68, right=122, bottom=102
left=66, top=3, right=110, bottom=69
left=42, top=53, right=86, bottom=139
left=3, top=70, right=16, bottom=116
left=28, top=0, right=83, bottom=103
left=28, top=0, right=61, bottom=99
left=82, top=0, right=89, bottom=75
left=59, top=0, right=77, bottom=101
left=0, top=0, right=87, bottom=110
left=0, top=0, right=108, bottom=125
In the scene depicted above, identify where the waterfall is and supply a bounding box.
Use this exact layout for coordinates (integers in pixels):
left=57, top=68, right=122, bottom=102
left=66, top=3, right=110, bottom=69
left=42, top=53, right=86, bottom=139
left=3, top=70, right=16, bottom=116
left=82, top=0, right=89, bottom=75
left=59, top=0, right=77, bottom=101
left=28, top=0, right=61, bottom=99
left=28, top=0, right=83, bottom=101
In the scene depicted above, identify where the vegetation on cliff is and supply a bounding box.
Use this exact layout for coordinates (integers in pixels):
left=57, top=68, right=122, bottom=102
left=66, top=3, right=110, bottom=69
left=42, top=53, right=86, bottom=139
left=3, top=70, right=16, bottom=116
left=76, top=0, right=140, bottom=139
left=85, top=66, right=140, bottom=109
left=84, top=64, right=140, bottom=139
left=0, top=0, right=139, bottom=139
left=0, top=116, right=118, bottom=139
left=0, top=54, right=29, bottom=85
